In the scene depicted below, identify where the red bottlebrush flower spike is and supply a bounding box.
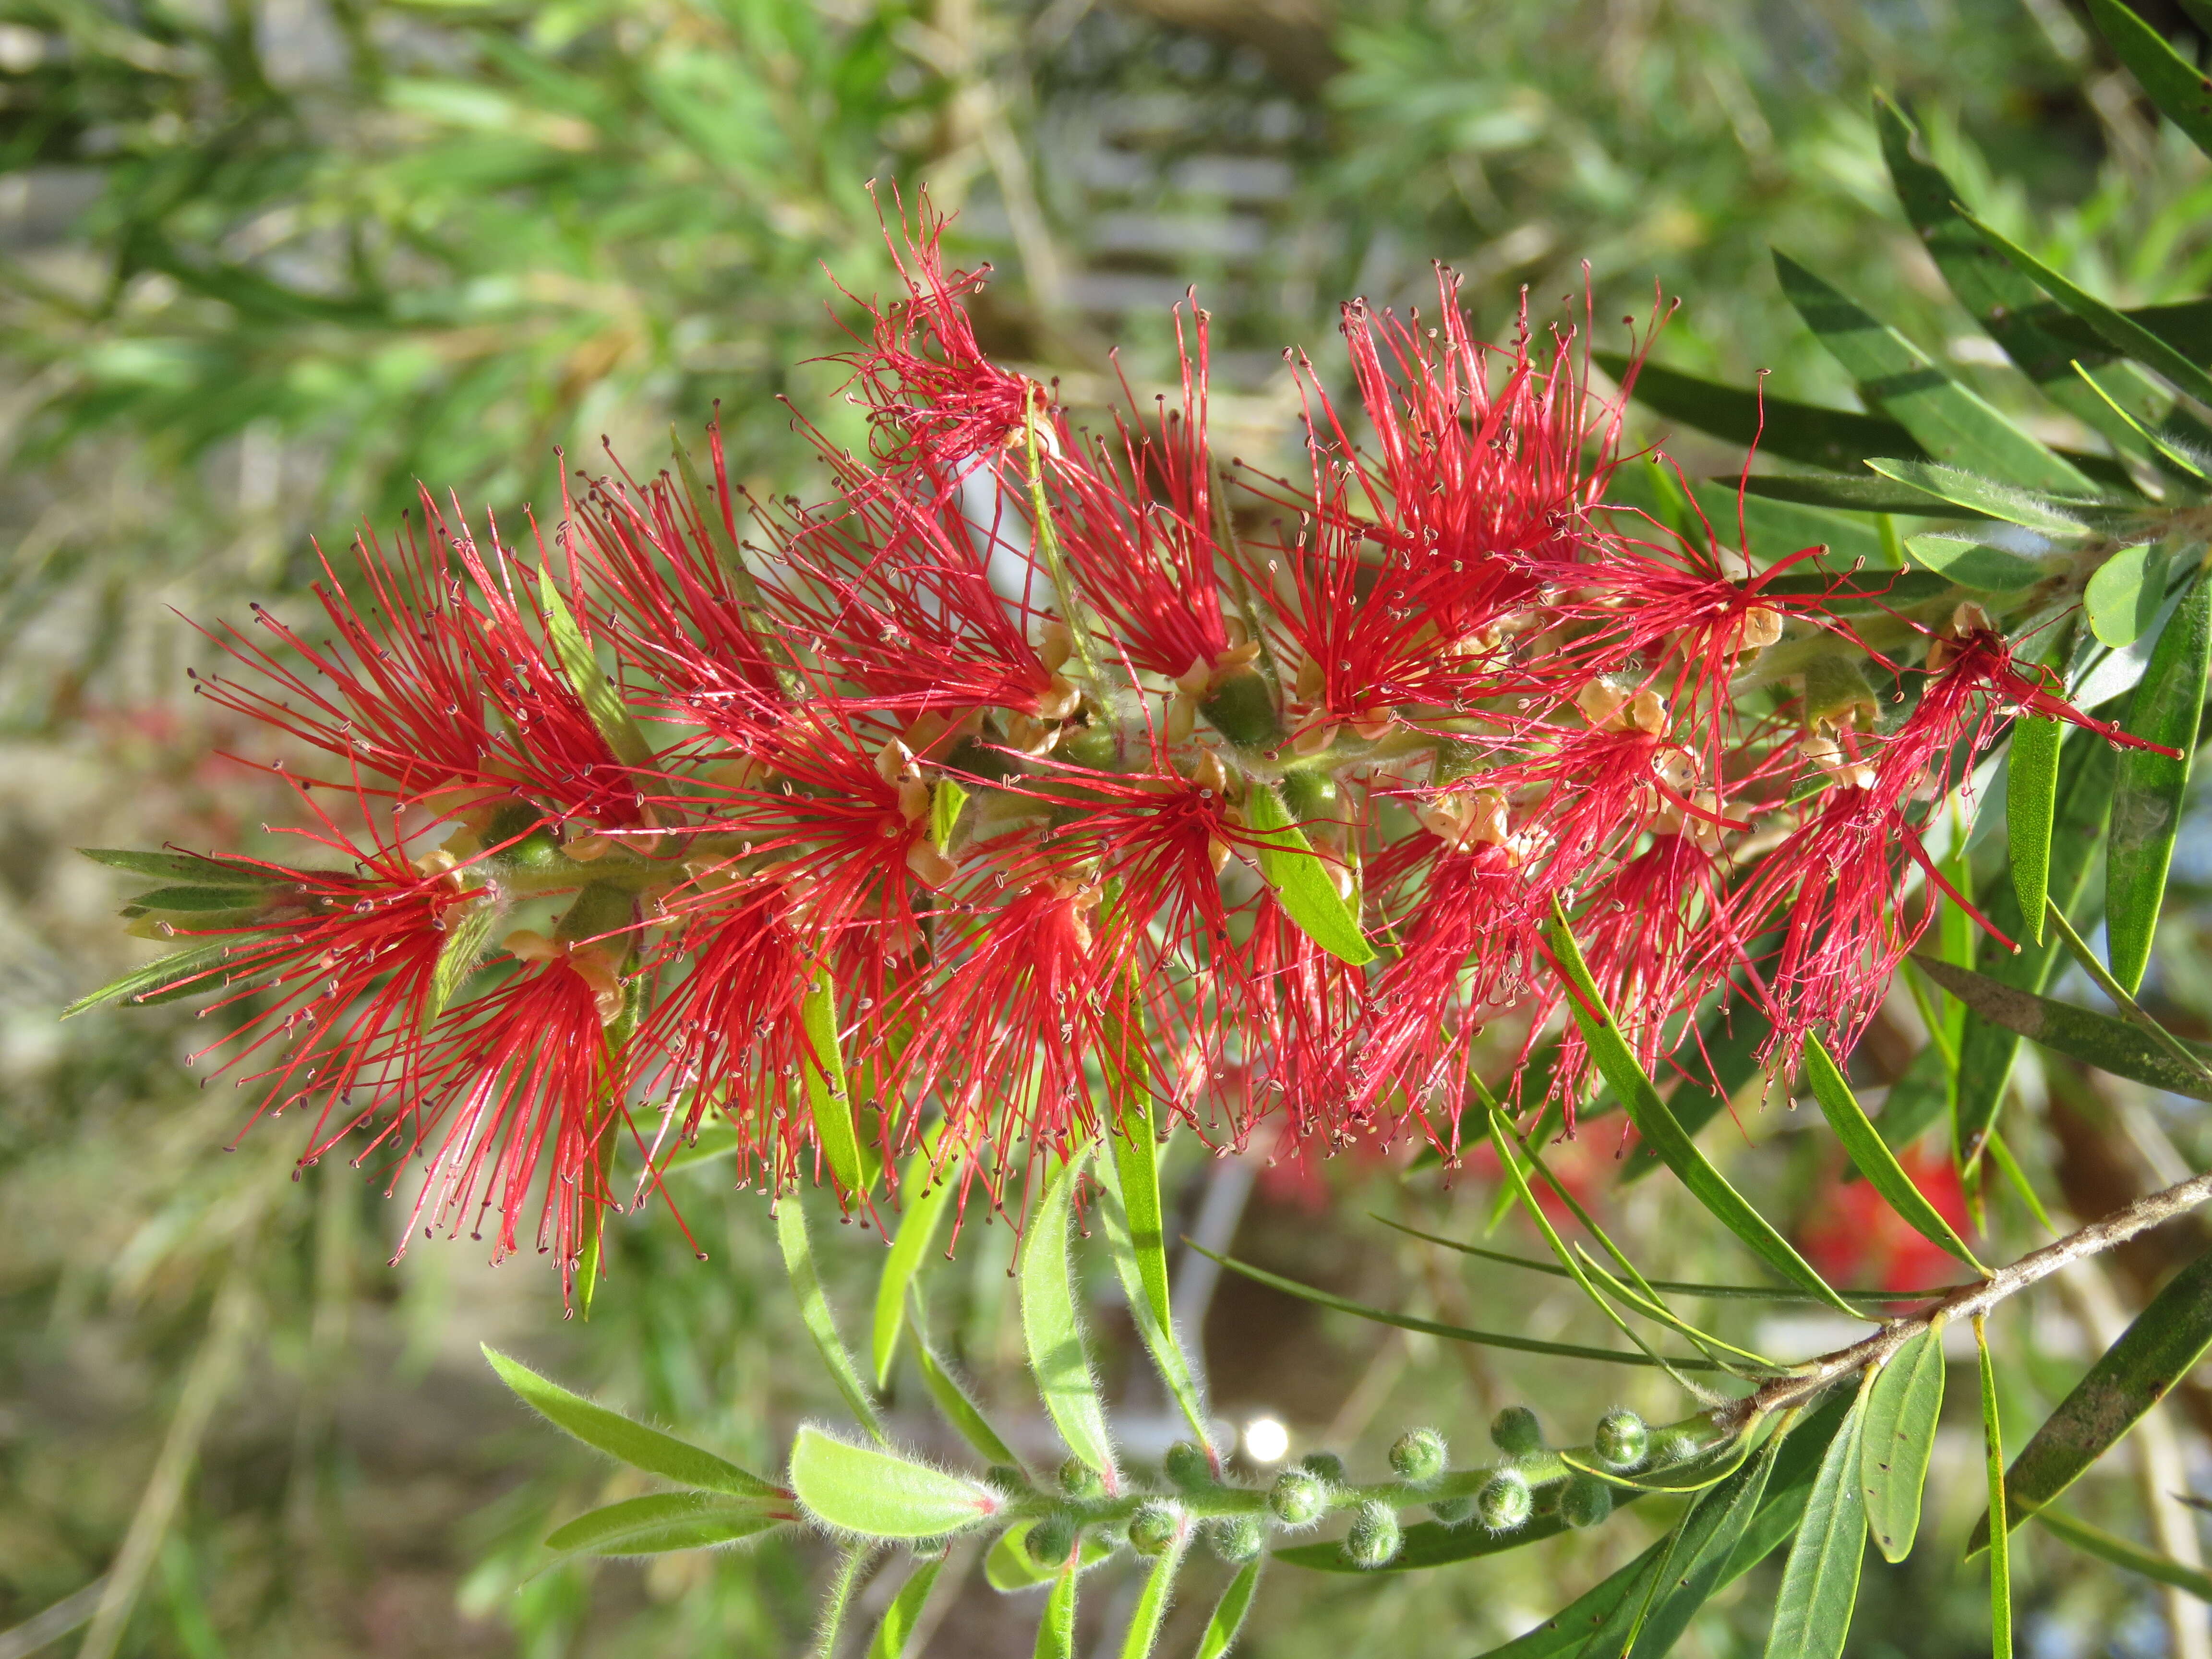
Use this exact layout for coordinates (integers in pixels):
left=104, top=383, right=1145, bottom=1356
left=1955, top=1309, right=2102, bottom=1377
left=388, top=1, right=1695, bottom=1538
left=842, top=187, right=1053, bottom=473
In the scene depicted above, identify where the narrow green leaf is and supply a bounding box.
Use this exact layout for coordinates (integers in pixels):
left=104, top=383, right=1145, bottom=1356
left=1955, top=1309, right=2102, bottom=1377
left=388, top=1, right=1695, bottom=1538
left=1756, top=570, right=1954, bottom=606
left=813, top=1542, right=878, bottom=1659
left=61, top=941, right=235, bottom=1018
left=1560, top=1431, right=1759, bottom=1494
left=1775, top=253, right=2097, bottom=494
left=873, top=1136, right=957, bottom=1388
left=912, top=1310, right=1024, bottom=1469
left=868, top=1553, right=947, bottom=1659
left=1970, top=1246, right=2212, bottom=1553
left=1239, top=785, right=1375, bottom=965
left=801, top=962, right=876, bottom=1197
left=1035, top=1558, right=1079, bottom=1659
left=1860, top=1325, right=1948, bottom=1563
left=429, top=897, right=501, bottom=1016
left=542, top=1491, right=789, bottom=1557
left=1903, top=535, right=2046, bottom=592
left=2088, top=0, right=2212, bottom=159
left=2036, top=1508, right=2212, bottom=1604
left=1917, top=954, right=2212, bottom=1104
left=119, top=883, right=272, bottom=914
left=2009, top=716, right=2062, bottom=942
left=1094, top=1178, right=1211, bottom=1446
left=1804, top=1037, right=1984, bottom=1271
left=1194, top=1559, right=1261, bottom=1659
left=1741, top=473, right=1990, bottom=518
left=2109, top=570, right=2209, bottom=994
left=481, top=1346, right=781, bottom=1497
left=1955, top=713, right=2122, bottom=1163
left=1627, top=1438, right=1785, bottom=1659
left=777, top=1197, right=887, bottom=1443
left=540, top=573, right=655, bottom=771
left=1762, top=1373, right=1870, bottom=1659
left=788, top=1427, right=1005, bottom=1539
left=1548, top=906, right=1863, bottom=1319
left=1595, top=353, right=1928, bottom=470
left=79, top=847, right=276, bottom=885
left=1865, top=458, right=2093, bottom=534
left=1119, top=1522, right=1190, bottom=1659
left=2087, top=541, right=2176, bottom=649
left=1977, top=1318, right=2014, bottom=1659
left=1021, top=1148, right=1117, bottom=1481
left=1197, top=1246, right=1723, bottom=1370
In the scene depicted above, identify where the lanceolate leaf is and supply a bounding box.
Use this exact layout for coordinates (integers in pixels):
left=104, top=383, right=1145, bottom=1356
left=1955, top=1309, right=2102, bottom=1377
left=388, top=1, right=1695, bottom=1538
left=1774, top=253, right=2096, bottom=495
left=540, top=573, right=656, bottom=771
left=1548, top=907, right=1863, bottom=1319
left=2009, top=716, right=2062, bottom=941
left=1740, top=473, right=1990, bottom=518
left=1977, top=1318, right=2014, bottom=1659
left=1860, top=1325, right=1948, bottom=1563
left=61, top=940, right=235, bottom=1018
left=1194, top=1558, right=1262, bottom=1659
left=1915, top=954, right=2212, bottom=1104
left=1971, top=1246, right=2212, bottom=1553
left=1119, top=1523, right=1190, bottom=1659
left=2086, top=541, right=2175, bottom=649
left=481, top=1347, right=783, bottom=1498
left=1903, top=535, right=2045, bottom=592
left=542, top=1491, right=789, bottom=1557
left=1094, top=1178, right=1211, bottom=1447
left=868, top=1554, right=947, bottom=1659
left=1863, top=458, right=2093, bottom=534
left=1593, top=353, right=1928, bottom=470
left=79, top=847, right=279, bottom=885
left=1763, top=1375, right=1871, bottom=1659
left=777, top=1197, right=887, bottom=1443
left=872, top=1133, right=957, bottom=1388
left=1239, top=786, right=1375, bottom=965
left=429, top=897, right=502, bottom=1016
left=2108, top=570, right=2209, bottom=994
left=911, top=1316, right=1024, bottom=1468
left=1035, top=1559, right=1079, bottom=1659
left=2088, top=0, right=2212, bottom=160
left=1804, top=1037, right=1984, bottom=1272
left=1954, top=717, right=2121, bottom=1164
left=2035, top=1508, right=2212, bottom=1604
left=1199, top=1246, right=1723, bottom=1370
left=1020, top=1148, right=1118, bottom=1482
left=801, top=962, right=876, bottom=1197
left=788, top=1427, right=1004, bottom=1539
left=1625, top=1437, right=1786, bottom=1659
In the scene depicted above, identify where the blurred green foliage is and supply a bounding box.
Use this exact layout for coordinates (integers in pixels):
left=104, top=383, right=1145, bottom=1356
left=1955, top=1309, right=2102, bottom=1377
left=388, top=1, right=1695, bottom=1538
left=6, top=0, right=2212, bottom=1654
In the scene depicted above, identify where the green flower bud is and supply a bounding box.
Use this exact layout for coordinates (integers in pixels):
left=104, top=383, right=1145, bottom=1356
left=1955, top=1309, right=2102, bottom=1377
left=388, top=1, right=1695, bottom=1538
left=1430, top=1494, right=1478, bottom=1528
left=1127, top=1502, right=1181, bottom=1558
left=1269, top=1467, right=1329, bottom=1526
left=1490, top=1406, right=1544, bottom=1455
left=1206, top=1514, right=1265, bottom=1563
left=1562, top=1475, right=1613, bottom=1530
left=1163, top=1441, right=1214, bottom=1490
left=1389, top=1427, right=1448, bottom=1486
left=1299, top=1450, right=1346, bottom=1484
left=1594, top=1409, right=1649, bottom=1471
left=1026, top=1512, right=1078, bottom=1566
left=1345, top=1501, right=1403, bottom=1569
left=1057, top=1457, right=1105, bottom=1499
left=1476, top=1469, right=1532, bottom=1532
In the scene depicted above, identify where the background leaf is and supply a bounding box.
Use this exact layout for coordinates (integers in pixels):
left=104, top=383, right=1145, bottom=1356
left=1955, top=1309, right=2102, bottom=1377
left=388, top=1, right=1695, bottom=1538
left=541, top=1491, right=789, bottom=1557
left=777, top=1198, right=887, bottom=1443
left=1917, top=955, right=2212, bottom=1104
left=1020, top=1150, right=1118, bottom=1482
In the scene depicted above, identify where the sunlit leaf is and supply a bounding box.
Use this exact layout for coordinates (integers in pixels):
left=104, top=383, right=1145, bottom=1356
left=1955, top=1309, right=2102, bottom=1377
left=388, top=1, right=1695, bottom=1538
left=1915, top=955, right=2212, bottom=1105
left=1194, top=1558, right=1262, bottom=1658
left=1804, top=1037, right=1983, bottom=1271
left=540, top=572, right=656, bottom=771
left=872, top=1133, right=956, bottom=1388
left=61, top=941, right=236, bottom=1018
left=1034, top=1556, right=1079, bottom=1659
left=1859, top=1325, right=1947, bottom=1563
left=777, top=1197, right=886, bottom=1443
left=788, top=1428, right=1004, bottom=1539
left=1020, top=1148, right=1117, bottom=1481
left=1865, top=458, right=2094, bottom=533
left=1593, top=353, right=1926, bottom=471
left=801, top=962, right=876, bottom=1197
left=541, top=1491, right=789, bottom=1557
left=2108, top=570, right=2209, bottom=994
left=867, top=1553, right=947, bottom=1659
left=1118, top=1521, right=1190, bottom=1659
left=1239, top=785, right=1375, bottom=965
left=2086, top=541, right=2175, bottom=649
left=1977, top=1318, right=2014, bottom=1659
left=1762, top=1374, right=1870, bottom=1659
left=2035, top=1508, right=2212, bottom=1604
left=2008, top=715, right=2062, bottom=942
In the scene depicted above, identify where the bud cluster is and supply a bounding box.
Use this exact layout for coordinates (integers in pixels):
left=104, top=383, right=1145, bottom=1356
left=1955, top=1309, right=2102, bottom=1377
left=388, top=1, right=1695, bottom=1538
left=105, top=195, right=2169, bottom=1288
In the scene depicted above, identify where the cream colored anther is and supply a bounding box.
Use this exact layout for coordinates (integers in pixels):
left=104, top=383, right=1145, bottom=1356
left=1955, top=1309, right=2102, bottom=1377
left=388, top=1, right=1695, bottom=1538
left=1417, top=787, right=1509, bottom=852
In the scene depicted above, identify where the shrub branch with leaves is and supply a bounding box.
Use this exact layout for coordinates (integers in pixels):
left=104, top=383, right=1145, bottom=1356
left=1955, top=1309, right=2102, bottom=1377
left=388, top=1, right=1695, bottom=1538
left=60, top=1, right=2212, bottom=1652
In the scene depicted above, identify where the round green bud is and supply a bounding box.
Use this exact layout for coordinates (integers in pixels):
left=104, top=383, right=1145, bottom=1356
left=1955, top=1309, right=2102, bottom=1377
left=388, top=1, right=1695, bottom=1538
left=1206, top=1514, right=1265, bottom=1563
left=1562, top=1475, right=1613, bottom=1530
left=1057, top=1457, right=1105, bottom=1500
left=1163, top=1441, right=1214, bottom=1490
left=1269, top=1467, right=1329, bottom=1526
left=1490, top=1406, right=1544, bottom=1455
left=1389, top=1427, right=1448, bottom=1486
left=1345, top=1501, right=1403, bottom=1570
left=1430, top=1494, right=1478, bottom=1528
left=1026, top=1512, right=1079, bottom=1566
left=1127, top=1502, right=1181, bottom=1558
left=1594, top=1409, right=1649, bottom=1471
left=1299, top=1450, right=1346, bottom=1484
left=1476, top=1469, right=1533, bottom=1532
left=984, top=1464, right=1027, bottom=1493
